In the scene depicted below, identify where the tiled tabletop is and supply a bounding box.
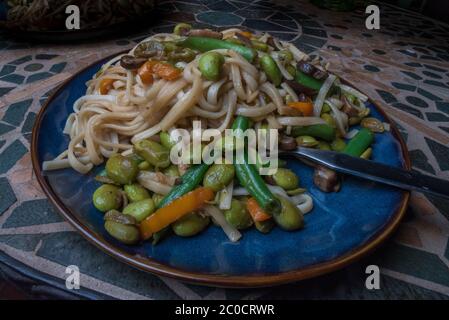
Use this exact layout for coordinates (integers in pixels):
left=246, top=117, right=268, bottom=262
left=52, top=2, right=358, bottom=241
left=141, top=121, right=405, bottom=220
left=1, top=0, right=449, bottom=299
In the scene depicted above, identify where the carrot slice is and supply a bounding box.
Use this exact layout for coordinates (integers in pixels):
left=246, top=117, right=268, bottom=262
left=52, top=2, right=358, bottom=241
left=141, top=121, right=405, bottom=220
left=246, top=197, right=272, bottom=222
left=287, top=100, right=314, bottom=116
left=137, top=62, right=154, bottom=85
left=99, top=79, right=115, bottom=95
left=139, top=187, right=214, bottom=240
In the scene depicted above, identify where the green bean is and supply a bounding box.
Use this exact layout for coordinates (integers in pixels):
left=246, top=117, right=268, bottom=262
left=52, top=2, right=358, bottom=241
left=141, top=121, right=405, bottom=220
left=157, top=163, right=210, bottom=209
left=203, top=163, right=235, bottom=192
left=260, top=55, right=282, bottom=87
left=179, top=36, right=256, bottom=62
left=134, top=139, right=170, bottom=169
left=173, top=23, right=192, bottom=35
left=104, top=221, right=139, bottom=245
left=232, top=116, right=281, bottom=214
left=272, top=196, right=304, bottom=231
left=93, top=184, right=122, bottom=212
left=198, top=52, right=225, bottom=81
left=124, top=184, right=150, bottom=202
left=295, top=70, right=324, bottom=91
left=331, top=138, right=346, bottom=152
left=291, top=124, right=336, bottom=142
left=343, top=128, right=374, bottom=157
left=272, top=168, right=299, bottom=191
left=172, top=213, right=210, bottom=237
left=105, top=154, right=139, bottom=185
left=224, top=199, right=253, bottom=230
left=254, top=219, right=275, bottom=234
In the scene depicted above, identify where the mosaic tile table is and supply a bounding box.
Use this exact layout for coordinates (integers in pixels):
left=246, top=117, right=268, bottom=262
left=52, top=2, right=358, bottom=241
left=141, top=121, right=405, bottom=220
left=1, top=0, right=449, bottom=300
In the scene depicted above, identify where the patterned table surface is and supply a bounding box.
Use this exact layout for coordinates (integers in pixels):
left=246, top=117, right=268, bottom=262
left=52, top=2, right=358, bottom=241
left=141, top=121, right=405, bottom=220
left=1, top=0, right=449, bottom=300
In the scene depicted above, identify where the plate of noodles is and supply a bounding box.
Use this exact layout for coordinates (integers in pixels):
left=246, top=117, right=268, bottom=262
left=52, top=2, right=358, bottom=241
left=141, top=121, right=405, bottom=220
left=32, top=24, right=410, bottom=287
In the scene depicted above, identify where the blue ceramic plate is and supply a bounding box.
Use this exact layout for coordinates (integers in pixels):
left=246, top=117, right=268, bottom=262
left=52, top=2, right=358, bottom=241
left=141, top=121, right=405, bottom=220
left=32, top=55, right=410, bottom=287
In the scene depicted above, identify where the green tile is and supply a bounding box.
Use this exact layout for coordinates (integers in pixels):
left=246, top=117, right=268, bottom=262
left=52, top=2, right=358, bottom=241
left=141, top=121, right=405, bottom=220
left=0, top=140, right=5, bottom=149
left=376, top=89, right=397, bottom=104
left=26, top=72, right=53, bottom=84
left=1, top=73, right=25, bottom=85
left=0, top=139, right=27, bottom=174
left=392, top=82, right=416, bottom=91
left=24, top=63, right=44, bottom=72
left=0, top=65, right=16, bottom=77
left=372, top=243, right=449, bottom=287
left=2, top=99, right=32, bottom=126
left=426, top=112, right=449, bottom=122
left=417, top=88, right=442, bottom=101
left=3, top=199, right=63, bottom=228
left=409, top=150, right=435, bottom=174
left=0, top=234, right=45, bottom=251
left=35, top=54, right=59, bottom=60
left=49, top=62, right=67, bottom=73
left=0, top=177, right=16, bottom=216
left=436, top=101, right=449, bottom=115
left=36, top=232, right=180, bottom=299
left=0, top=87, right=14, bottom=97
left=9, top=55, right=32, bottom=65
left=425, top=138, right=449, bottom=171
left=21, top=112, right=36, bottom=134
left=0, top=122, right=15, bottom=135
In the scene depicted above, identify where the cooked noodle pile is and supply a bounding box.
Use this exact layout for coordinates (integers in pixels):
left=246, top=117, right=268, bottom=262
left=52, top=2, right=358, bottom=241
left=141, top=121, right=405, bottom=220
left=45, top=28, right=355, bottom=174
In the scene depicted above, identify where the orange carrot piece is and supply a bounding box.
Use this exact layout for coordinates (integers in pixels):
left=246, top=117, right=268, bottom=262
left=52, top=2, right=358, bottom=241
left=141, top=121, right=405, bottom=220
left=99, top=79, right=115, bottom=95
left=287, top=101, right=314, bottom=117
left=139, top=187, right=214, bottom=240
left=246, top=197, right=272, bottom=222
left=137, top=62, right=154, bottom=85
left=238, top=31, right=252, bottom=39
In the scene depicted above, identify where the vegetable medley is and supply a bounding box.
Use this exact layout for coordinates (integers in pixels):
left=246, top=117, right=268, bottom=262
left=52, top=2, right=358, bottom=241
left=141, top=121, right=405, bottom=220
left=43, top=23, right=387, bottom=245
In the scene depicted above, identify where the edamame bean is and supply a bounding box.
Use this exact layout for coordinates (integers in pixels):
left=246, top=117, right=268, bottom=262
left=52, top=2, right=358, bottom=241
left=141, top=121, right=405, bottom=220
left=123, top=198, right=155, bottom=222
left=255, top=219, right=274, bottom=234
left=321, top=113, right=336, bottom=128
left=152, top=193, right=164, bottom=207
left=93, top=184, right=122, bottom=212
left=138, top=161, right=152, bottom=171
left=203, top=164, right=235, bottom=192
left=163, top=165, right=180, bottom=178
left=174, top=23, right=192, bottom=35
left=172, top=213, right=210, bottom=237
left=105, top=221, right=139, bottom=244
left=198, top=52, right=225, bottom=81
left=272, top=168, right=299, bottom=190
left=159, top=131, right=177, bottom=150
left=272, top=196, right=304, bottom=231
left=105, top=154, right=139, bottom=185
left=260, top=55, right=282, bottom=87
left=251, top=40, right=268, bottom=52
left=296, top=135, right=319, bottom=148
left=224, top=199, right=253, bottom=230
left=317, top=141, right=332, bottom=150
left=331, top=138, right=346, bottom=152
left=134, top=140, right=170, bottom=168
left=124, top=184, right=150, bottom=202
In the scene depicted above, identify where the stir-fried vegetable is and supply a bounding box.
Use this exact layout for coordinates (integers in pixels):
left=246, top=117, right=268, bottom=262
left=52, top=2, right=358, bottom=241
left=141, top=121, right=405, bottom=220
left=260, top=55, right=282, bottom=87
left=291, top=124, right=336, bottom=142
left=179, top=36, right=256, bottom=62
left=343, top=128, right=375, bottom=157
left=232, top=116, right=282, bottom=214
left=246, top=197, right=272, bottom=222
left=198, top=52, right=225, bottom=81
left=140, top=187, right=214, bottom=240
left=287, top=100, right=314, bottom=116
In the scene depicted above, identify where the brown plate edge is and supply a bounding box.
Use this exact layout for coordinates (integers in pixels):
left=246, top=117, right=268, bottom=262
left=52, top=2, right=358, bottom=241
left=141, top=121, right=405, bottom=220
left=31, top=53, right=411, bottom=289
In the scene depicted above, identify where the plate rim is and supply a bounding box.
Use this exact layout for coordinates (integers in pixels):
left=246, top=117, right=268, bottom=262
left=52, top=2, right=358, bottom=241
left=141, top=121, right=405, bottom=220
left=31, top=51, right=411, bottom=288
